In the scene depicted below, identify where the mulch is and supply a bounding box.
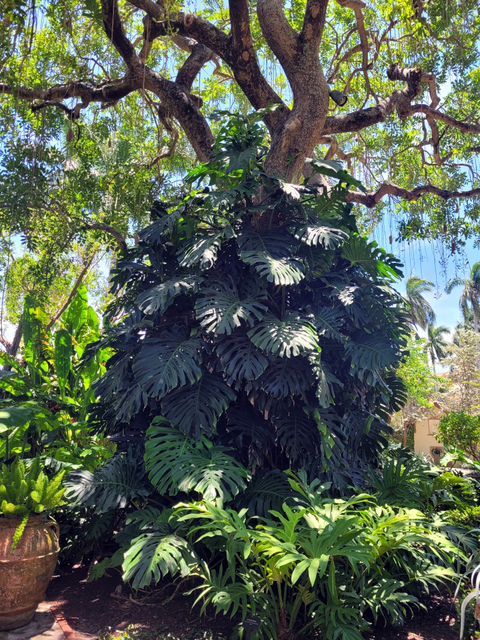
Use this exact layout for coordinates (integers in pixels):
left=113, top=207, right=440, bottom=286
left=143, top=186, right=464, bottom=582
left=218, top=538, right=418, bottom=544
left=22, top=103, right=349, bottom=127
left=42, top=565, right=476, bottom=640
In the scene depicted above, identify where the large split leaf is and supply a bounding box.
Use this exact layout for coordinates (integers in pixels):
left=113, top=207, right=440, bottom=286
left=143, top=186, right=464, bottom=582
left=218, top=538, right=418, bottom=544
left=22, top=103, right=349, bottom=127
left=248, top=312, right=319, bottom=358
left=195, top=281, right=267, bottom=334
left=136, top=276, right=203, bottom=315
left=145, top=421, right=249, bottom=500
left=132, top=330, right=202, bottom=398
left=215, top=332, right=269, bottom=385
left=237, top=228, right=304, bottom=286
left=161, top=374, right=236, bottom=438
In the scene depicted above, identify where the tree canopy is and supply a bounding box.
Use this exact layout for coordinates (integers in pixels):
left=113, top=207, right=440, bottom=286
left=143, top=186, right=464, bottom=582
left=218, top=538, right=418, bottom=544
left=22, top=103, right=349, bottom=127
left=2, top=0, right=480, bottom=226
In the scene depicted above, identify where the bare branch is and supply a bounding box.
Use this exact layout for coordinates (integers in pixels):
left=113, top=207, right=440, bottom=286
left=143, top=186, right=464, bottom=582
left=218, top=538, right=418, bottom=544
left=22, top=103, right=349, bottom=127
left=0, top=78, right=137, bottom=115
left=335, top=0, right=373, bottom=100
left=175, top=43, right=213, bottom=91
left=301, top=0, right=329, bottom=47
left=409, top=103, right=480, bottom=134
left=101, top=0, right=140, bottom=66
left=347, top=183, right=480, bottom=208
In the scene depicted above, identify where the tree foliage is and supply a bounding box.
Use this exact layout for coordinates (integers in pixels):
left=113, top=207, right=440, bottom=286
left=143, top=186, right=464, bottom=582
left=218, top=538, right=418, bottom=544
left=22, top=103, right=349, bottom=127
left=2, top=0, right=480, bottom=263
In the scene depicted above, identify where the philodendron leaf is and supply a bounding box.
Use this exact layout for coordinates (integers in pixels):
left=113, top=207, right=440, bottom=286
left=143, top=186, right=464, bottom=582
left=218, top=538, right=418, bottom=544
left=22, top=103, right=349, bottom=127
left=248, top=312, right=319, bottom=358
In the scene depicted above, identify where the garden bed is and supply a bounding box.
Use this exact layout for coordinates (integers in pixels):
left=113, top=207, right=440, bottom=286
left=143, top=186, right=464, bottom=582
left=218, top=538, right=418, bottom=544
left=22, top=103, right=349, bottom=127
left=43, top=565, right=466, bottom=640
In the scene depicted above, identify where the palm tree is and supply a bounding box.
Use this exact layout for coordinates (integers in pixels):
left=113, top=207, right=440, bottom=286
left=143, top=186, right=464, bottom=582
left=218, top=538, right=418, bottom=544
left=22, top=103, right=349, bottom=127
left=405, top=277, right=436, bottom=330
left=446, top=262, right=480, bottom=332
left=426, top=323, right=449, bottom=376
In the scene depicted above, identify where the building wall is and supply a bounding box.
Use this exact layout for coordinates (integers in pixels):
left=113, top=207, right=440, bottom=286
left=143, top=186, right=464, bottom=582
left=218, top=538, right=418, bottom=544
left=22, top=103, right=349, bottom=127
left=414, top=412, right=445, bottom=463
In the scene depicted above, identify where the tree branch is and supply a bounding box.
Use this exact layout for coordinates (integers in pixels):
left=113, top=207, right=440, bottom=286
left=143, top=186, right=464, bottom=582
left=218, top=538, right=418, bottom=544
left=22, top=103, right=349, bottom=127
left=101, top=0, right=140, bottom=66
left=175, top=42, right=213, bottom=91
left=257, top=0, right=330, bottom=179
left=46, top=254, right=97, bottom=331
left=301, top=0, right=329, bottom=47
left=130, top=0, right=287, bottom=134
left=0, top=78, right=137, bottom=116
left=81, top=222, right=127, bottom=251
left=346, top=183, right=480, bottom=208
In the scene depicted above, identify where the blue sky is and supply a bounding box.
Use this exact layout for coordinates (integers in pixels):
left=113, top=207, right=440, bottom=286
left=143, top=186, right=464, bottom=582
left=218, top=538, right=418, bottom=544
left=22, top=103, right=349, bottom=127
left=370, top=227, right=478, bottom=332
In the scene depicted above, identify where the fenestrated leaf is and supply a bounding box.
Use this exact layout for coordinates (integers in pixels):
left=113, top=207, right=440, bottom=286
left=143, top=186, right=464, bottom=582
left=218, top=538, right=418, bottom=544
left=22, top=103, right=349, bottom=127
left=64, top=449, right=150, bottom=513
left=161, top=374, right=236, bottom=438
left=145, top=421, right=249, bottom=500
left=248, top=312, right=319, bottom=358
left=132, top=329, right=203, bottom=398
left=215, top=332, right=269, bottom=385
left=235, top=469, right=296, bottom=517
left=292, top=221, right=348, bottom=249
left=136, top=276, right=203, bottom=315
left=123, top=531, right=196, bottom=590
left=345, top=333, right=399, bottom=373
left=341, top=235, right=402, bottom=281
left=313, top=306, right=345, bottom=342
left=237, top=228, right=304, bottom=286
left=250, top=356, right=313, bottom=398
left=178, top=228, right=233, bottom=269
left=138, top=209, right=182, bottom=243
left=195, top=281, right=267, bottom=334
left=273, top=409, right=321, bottom=464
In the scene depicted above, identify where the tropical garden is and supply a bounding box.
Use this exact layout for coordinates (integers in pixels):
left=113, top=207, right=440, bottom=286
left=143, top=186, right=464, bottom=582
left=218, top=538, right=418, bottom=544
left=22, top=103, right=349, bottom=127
left=1, top=0, right=480, bottom=638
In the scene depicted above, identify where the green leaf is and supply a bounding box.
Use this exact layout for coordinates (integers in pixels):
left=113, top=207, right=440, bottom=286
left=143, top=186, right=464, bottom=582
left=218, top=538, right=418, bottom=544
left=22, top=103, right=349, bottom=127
left=341, top=235, right=402, bottom=281
left=54, top=328, right=72, bottom=391
left=292, top=221, right=349, bottom=249
left=346, top=333, right=399, bottom=372
left=145, top=422, right=249, bottom=500
left=123, top=532, right=196, bottom=590
left=195, top=281, right=267, bottom=334
left=306, top=158, right=366, bottom=191
left=178, top=229, right=233, bottom=269
left=0, top=406, right=38, bottom=432
left=250, top=356, right=312, bottom=398
left=248, top=312, right=319, bottom=358
left=132, top=329, right=203, bottom=399
left=237, top=228, right=304, bottom=286
left=215, top=332, right=269, bottom=385
left=136, top=276, right=203, bottom=315
left=161, top=374, right=236, bottom=438
left=62, top=285, right=88, bottom=337
left=313, top=306, right=345, bottom=343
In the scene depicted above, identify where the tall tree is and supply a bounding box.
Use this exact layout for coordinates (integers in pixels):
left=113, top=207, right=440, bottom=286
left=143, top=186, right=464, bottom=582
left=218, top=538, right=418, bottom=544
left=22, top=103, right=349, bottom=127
left=426, top=323, right=449, bottom=377
left=405, top=276, right=436, bottom=330
left=1, top=0, right=480, bottom=217
left=446, top=262, right=480, bottom=332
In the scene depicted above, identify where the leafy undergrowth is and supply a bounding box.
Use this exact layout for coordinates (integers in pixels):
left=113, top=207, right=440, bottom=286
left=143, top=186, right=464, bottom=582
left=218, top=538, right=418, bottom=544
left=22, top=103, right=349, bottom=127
left=100, top=625, right=226, bottom=640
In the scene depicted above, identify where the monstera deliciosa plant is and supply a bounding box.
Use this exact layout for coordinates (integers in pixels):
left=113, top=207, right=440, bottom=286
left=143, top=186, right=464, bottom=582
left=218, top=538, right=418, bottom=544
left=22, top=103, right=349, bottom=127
left=89, top=110, right=409, bottom=487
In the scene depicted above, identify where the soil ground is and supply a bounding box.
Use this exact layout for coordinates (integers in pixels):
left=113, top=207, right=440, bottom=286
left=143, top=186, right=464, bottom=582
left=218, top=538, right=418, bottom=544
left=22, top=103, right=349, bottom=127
left=42, top=565, right=476, bottom=640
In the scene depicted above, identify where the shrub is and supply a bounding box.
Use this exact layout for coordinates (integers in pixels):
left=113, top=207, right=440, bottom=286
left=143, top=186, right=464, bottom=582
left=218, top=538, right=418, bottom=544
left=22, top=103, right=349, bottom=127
left=437, top=411, right=480, bottom=461
left=89, top=111, right=410, bottom=486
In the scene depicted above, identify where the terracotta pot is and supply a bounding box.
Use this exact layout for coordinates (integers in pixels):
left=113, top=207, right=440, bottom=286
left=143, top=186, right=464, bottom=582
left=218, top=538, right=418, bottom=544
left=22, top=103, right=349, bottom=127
left=0, top=515, right=60, bottom=630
